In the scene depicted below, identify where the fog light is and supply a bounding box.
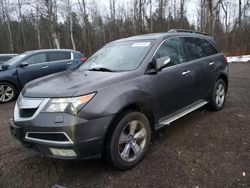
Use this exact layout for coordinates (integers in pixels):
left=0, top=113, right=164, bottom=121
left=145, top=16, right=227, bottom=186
left=49, top=148, right=77, bottom=157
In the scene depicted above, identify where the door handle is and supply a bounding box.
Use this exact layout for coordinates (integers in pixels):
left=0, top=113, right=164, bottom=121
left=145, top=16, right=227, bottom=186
left=209, top=62, right=215, bottom=66
left=41, top=65, right=49, bottom=69
left=67, top=62, right=73, bottom=65
left=182, top=70, right=191, bottom=75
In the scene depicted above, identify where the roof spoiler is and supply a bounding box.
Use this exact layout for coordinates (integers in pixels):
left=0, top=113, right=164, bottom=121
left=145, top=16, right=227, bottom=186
left=168, top=29, right=208, bottom=36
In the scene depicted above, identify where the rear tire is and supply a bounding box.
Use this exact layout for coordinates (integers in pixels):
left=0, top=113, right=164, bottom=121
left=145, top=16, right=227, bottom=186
left=209, top=79, right=226, bottom=111
left=106, top=111, right=151, bottom=170
left=0, top=82, right=17, bottom=104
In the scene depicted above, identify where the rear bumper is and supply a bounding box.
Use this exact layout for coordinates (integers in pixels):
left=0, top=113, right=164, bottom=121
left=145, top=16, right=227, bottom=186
left=9, top=113, right=114, bottom=160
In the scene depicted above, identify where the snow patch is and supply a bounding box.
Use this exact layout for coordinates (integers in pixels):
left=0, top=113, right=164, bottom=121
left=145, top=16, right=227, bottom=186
left=227, top=55, right=250, bottom=63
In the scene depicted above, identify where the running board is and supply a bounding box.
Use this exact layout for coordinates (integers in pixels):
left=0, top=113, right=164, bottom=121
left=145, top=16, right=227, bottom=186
left=156, top=100, right=208, bottom=130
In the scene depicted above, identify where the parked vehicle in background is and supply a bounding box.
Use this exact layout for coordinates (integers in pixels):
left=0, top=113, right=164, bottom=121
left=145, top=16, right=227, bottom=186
left=0, top=49, right=84, bottom=103
left=9, top=30, right=228, bottom=170
left=0, top=54, right=18, bottom=64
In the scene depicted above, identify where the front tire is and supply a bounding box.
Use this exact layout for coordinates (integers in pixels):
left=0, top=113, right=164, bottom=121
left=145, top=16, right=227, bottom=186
left=209, top=79, right=226, bottom=111
left=0, top=82, right=17, bottom=104
left=107, top=111, right=151, bottom=170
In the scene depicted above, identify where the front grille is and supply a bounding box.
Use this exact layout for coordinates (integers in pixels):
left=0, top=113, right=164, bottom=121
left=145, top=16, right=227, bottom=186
left=25, top=132, right=73, bottom=144
left=19, top=108, right=37, bottom=118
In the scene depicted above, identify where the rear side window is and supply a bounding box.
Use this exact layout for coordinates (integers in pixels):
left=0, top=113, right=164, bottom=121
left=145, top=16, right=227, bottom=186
left=181, top=37, right=207, bottom=61
left=155, top=37, right=184, bottom=66
left=23, top=53, right=46, bottom=65
left=202, top=39, right=218, bottom=56
left=47, top=52, right=71, bottom=62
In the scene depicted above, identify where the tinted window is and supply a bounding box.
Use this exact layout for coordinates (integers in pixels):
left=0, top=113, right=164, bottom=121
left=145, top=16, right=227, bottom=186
left=47, top=52, right=71, bottom=62
left=0, top=56, right=12, bottom=63
left=155, top=37, right=184, bottom=66
left=23, top=53, right=46, bottom=65
left=202, top=39, right=218, bottom=56
left=181, top=37, right=207, bottom=61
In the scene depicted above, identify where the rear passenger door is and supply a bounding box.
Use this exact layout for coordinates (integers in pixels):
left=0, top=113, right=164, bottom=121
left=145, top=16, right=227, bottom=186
left=17, top=53, right=49, bottom=87
left=180, top=37, right=212, bottom=100
left=151, top=37, right=196, bottom=118
left=202, top=39, right=220, bottom=89
left=47, top=51, right=73, bottom=74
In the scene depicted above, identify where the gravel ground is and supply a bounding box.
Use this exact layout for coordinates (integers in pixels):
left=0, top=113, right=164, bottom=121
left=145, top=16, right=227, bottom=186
left=0, top=63, right=250, bottom=188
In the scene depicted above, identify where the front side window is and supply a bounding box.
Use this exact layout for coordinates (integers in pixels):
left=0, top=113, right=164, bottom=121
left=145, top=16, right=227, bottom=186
left=47, top=52, right=71, bottom=62
left=79, top=41, right=154, bottom=71
left=23, top=53, right=46, bottom=65
left=181, top=37, right=207, bottom=61
left=202, top=39, right=218, bottom=56
left=154, top=37, right=184, bottom=66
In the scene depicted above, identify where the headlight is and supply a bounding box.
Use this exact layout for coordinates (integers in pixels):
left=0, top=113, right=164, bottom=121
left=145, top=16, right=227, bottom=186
left=43, top=93, right=95, bottom=115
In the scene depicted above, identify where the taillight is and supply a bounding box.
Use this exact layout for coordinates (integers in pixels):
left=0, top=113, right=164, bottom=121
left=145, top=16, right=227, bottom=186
left=80, top=57, right=87, bottom=62
left=223, top=54, right=228, bottom=63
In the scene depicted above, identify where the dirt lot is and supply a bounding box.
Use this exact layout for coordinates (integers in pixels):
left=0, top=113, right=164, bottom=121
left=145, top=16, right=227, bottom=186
left=0, top=63, right=250, bottom=188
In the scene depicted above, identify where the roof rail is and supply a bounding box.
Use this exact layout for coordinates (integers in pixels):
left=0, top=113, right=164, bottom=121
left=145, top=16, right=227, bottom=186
left=168, top=29, right=208, bottom=36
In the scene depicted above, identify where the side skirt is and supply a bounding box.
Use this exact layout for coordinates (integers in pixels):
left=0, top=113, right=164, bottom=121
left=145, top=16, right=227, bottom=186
left=155, top=100, right=208, bottom=130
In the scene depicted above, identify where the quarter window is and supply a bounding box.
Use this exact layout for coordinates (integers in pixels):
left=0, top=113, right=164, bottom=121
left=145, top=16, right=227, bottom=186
left=154, top=37, right=184, bottom=66
left=181, top=37, right=207, bottom=61
left=23, top=53, right=46, bottom=65
left=202, top=39, right=218, bottom=56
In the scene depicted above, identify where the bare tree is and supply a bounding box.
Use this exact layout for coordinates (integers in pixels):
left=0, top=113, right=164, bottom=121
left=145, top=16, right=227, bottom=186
left=0, top=0, right=14, bottom=52
left=65, top=0, right=76, bottom=50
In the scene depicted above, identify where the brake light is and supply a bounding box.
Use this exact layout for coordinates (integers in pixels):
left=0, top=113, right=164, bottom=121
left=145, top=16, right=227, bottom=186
left=80, top=57, right=87, bottom=62
left=223, top=54, right=228, bottom=63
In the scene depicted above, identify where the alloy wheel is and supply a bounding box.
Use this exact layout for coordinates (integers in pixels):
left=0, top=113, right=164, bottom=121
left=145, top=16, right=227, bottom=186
left=0, top=84, right=14, bottom=102
left=118, top=120, right=147, bottom=162
left=215, top=83, right=225, bottom=107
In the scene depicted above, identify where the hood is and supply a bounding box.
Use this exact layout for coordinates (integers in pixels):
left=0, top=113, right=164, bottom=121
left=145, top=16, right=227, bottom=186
left=22, top=70, right=130, bottom=98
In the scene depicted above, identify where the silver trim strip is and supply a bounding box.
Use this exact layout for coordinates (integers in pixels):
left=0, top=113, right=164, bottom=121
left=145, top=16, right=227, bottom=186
left=25, top=132, right=74, bottom=145
left=159, top=100, right=208, bottom=126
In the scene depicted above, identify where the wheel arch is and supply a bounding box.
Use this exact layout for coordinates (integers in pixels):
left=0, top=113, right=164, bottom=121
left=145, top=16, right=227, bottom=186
left=217, top=73, right=228, bottom=91
left=0, top=80, right=18, bottom=92
left=102, top=102, right=155, bottom=157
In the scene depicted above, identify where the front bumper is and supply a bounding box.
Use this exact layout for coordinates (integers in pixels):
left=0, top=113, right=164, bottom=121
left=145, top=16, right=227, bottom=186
left=9, top=112, right=114, bottom=160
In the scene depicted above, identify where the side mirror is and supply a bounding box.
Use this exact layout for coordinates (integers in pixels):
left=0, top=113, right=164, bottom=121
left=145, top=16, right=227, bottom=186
left=2, top=63, right=10, bottom=70
left=155, top=56, right=171, bottom=71
left=19, top=62, right=29, bottom=67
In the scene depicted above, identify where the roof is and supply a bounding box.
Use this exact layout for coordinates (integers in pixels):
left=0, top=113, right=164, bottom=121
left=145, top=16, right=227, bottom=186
left=0, top=54, right=18, bottom=56
left=24, top=49, right=78, bottom=53
left=113, top=30, right=214, bottom=43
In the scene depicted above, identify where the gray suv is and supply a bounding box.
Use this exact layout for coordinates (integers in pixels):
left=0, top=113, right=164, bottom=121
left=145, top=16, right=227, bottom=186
left=9, top=30, right=228, bottom=170
left=0, top=49, right=84, bottom=103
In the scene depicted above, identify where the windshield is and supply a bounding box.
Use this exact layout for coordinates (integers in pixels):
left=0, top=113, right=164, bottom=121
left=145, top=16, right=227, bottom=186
left=3, top=54, right=27, bottom=66
left=79, top=40, right=154, bottom=72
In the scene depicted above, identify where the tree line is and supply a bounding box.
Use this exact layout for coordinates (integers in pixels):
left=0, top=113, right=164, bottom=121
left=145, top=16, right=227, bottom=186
left=0, top=0, right=249, bottom=56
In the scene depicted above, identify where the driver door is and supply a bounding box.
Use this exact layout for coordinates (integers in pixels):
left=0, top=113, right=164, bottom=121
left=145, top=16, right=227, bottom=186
left=17, top=53, right=50, bottom=87
left=151, top=37, right=196, bottom=119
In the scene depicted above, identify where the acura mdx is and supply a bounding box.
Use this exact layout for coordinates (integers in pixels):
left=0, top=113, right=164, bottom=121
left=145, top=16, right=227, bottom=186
left=9, top=30, right=228, bottom=170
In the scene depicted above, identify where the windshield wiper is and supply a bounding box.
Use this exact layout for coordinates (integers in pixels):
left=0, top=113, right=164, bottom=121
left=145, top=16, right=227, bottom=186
left=87, top=67, right=115, bottom=72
